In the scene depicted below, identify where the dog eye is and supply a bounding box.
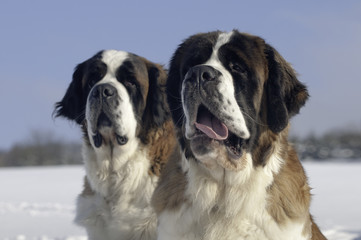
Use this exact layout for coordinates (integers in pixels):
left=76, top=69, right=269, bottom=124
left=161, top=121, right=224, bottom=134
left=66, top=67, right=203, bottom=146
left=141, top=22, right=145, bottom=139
left=123, top=80, right=137, bottom=89
left=87, top=79, right=97, bottom=89
left=230, top=63, right=246, bottom=74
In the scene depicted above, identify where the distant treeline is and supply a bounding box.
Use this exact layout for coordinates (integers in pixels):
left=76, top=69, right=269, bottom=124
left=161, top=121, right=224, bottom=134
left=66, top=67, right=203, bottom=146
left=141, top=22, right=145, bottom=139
left=1, top=129, right=361, bottom=167
left=291, top=130, right=361, bottom=161
left=0, top=130, right=82, bottom=167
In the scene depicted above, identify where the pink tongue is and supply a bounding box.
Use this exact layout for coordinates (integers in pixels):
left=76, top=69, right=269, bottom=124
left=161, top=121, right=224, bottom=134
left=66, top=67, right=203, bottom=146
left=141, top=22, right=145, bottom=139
left=195, top=110, right=228, bottom=140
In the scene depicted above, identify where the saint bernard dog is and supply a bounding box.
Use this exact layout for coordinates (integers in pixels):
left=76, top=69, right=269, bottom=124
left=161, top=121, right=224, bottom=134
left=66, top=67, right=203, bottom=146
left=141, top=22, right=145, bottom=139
left=152, top=31, right=327, bottom=240
left=55, top=50, right=176, bottom=240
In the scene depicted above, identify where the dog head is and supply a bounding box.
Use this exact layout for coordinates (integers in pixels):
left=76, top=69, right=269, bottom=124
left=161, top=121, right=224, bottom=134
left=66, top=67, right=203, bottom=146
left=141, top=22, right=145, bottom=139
left=167, top=30, right=308, bottom=171
left=55, top=50, right=169, bottom=150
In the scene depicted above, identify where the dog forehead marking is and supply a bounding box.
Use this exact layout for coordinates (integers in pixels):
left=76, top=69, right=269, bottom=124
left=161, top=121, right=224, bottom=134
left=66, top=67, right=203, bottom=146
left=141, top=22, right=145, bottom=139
left=214, top=31, right=234, bottom=52
left=101, top=50, right=129, bottom=74
left=204, top=31, right=233, bottom=75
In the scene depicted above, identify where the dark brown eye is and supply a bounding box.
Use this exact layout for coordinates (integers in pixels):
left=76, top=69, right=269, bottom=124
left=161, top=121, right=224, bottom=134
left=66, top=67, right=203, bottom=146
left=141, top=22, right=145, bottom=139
left=87, top=78, right=97, bottom=89
left=123, top=80, right=137, bottom=89
left=230, top=63, right=246, bottom=74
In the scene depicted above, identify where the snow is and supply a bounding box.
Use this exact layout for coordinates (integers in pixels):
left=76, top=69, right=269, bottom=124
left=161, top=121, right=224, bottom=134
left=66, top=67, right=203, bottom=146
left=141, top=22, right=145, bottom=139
left=306, top=161, right=361, bottom=240
left=1, top=162, right=360, bottom=240
left=0, top=166, right=86, bottom=240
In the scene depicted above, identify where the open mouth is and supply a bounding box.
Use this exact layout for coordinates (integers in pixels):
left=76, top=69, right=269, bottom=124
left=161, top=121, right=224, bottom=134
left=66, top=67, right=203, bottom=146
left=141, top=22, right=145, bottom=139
left=195, top=105, right=228, bottom=140
left=194, top=105, right=243, bottom=158
left=97, top=112, right=112, bottom=128
left=91, top=111, right=128, bottom=148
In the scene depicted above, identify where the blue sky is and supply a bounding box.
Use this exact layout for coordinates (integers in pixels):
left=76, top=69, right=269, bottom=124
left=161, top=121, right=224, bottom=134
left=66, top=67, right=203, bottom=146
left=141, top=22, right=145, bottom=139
left=0, top=0, right=360, bottom=150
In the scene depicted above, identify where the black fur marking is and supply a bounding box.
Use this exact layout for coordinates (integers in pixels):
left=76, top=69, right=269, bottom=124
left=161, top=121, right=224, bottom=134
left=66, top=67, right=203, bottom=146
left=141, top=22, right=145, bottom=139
left=116, top=60, right=144, bottom=117
left=147, top=66, right=170, bottom=127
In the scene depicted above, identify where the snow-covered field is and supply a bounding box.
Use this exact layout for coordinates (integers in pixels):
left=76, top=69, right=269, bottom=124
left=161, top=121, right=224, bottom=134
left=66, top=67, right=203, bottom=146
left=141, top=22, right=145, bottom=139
left=1, top=162, right=360, bottom=240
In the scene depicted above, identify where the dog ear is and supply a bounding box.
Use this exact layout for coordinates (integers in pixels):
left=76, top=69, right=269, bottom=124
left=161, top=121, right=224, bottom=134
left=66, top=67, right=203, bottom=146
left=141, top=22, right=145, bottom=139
left=54, top=62, right=87, bottom=124
left=144, top=63, right=170, bottom=128
left=265, top=44, right=309, bottom=133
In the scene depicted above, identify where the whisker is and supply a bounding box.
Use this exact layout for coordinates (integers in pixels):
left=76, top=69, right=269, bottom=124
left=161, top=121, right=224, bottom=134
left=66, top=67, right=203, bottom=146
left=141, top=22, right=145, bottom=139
left=174, top=114, right=185, bottom=127
left=169, top=105, right=184, bottom=112
left=74, top=109, right=86, bottom=123
left=240, top=109, right=266, bottom=127
left=166, top=90, right=182, bottom=101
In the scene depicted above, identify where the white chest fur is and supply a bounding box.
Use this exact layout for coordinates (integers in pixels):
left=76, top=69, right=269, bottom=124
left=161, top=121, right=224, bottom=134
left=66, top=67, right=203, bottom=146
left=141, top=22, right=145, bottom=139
left=157, top=153, right=310, bottom=240
left=76, top=141, right=158, bottom=240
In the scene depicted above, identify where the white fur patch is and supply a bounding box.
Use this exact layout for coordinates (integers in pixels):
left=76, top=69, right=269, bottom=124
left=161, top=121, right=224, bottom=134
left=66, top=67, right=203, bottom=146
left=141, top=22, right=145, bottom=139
left=102, top=50, right=129, bottom=72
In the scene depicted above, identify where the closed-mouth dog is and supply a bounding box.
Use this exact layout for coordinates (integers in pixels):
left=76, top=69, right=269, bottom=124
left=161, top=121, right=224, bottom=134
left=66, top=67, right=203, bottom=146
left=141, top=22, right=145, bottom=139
left=55, top=50, right=176, bottom=240
left=152, top=31, right=327, bottom=240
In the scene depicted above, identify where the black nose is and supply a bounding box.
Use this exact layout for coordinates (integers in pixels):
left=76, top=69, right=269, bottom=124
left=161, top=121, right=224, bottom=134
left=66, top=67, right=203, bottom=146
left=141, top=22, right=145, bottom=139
left=91, top=83, right=117, bottom=99
left=187, top=65, right=220, bottom=82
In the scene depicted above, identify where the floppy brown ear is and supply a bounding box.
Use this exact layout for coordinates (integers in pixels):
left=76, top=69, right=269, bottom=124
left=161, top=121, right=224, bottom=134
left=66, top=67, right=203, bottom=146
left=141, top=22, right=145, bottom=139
left=54, top=62, right=87, bottom=124
left=265, top=44, right=309, bottom=133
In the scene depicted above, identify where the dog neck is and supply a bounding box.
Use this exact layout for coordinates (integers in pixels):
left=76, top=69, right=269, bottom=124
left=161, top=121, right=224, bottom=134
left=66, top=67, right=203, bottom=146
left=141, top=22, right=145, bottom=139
left=82, top=137, right=157, bottom=207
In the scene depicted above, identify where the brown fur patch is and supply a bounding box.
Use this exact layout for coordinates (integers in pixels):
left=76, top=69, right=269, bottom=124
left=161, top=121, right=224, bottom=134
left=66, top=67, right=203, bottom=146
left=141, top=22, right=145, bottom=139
left=266, top=131, right=311, bottom=224
left=251, top=128, right=279, bottom=167
left=251, top=123, right=314, bottom=226
left=310, top=216, right=327, bottom=240
left=252, top=126, right=327, bottom=240
left=151, top=145, right=188, bottom=213
left=216, top=150, right=248, bottom=171
left=146, top=119, right=177, bottom=176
